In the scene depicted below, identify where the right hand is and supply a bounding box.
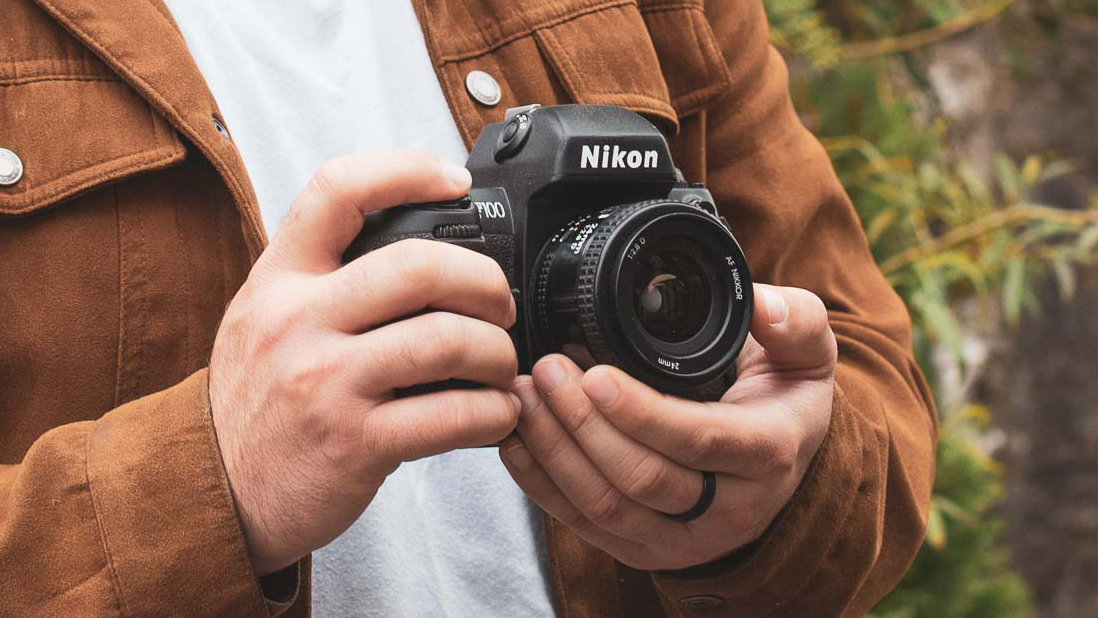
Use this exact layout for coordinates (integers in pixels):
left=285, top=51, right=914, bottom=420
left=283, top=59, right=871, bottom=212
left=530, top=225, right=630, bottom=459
left=209, top=151, right=521, bottom=576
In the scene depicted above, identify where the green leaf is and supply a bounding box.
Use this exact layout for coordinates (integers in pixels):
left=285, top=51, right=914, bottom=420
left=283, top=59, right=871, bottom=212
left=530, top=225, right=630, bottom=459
left=914, top=286, right=965, bottom=362
left=994, top=154, right=1020, bottom=202
left=934, top=495, right=979, bottom=527
left=1002, top=257, right=1026, bottom=324
left=1020, top=155, right=1041, bottom=187
left=958, top=160, right=991, bottom=204
left=1039, top=159, right=1078, bottom=183
left=926, top=504, right=948, bottom=551
left=1052, top=258, right=1077, bottom=301
left=1078, top=224, right=1098, bottom=256
left=867, top=208, right=901, bottom=243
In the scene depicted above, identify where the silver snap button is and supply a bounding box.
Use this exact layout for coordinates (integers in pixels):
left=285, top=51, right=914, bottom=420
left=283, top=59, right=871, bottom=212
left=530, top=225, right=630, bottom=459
left=465, top=70, right=501, bottom=107
left=679, top=595, right=726, bottom=609
left=0, top=148, right=24, bottom=186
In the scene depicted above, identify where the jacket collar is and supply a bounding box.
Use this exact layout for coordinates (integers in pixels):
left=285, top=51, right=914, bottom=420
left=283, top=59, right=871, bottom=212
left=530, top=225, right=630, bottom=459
left=30, top=0, right=268, bottom=257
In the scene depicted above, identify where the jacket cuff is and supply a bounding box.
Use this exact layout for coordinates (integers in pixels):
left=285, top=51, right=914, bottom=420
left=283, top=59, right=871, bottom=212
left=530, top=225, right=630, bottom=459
left=85, top=369, right=284, bottom=617
left=649, top=384, right=882, bottom=616
left=261, top=561, right=302, bottom=615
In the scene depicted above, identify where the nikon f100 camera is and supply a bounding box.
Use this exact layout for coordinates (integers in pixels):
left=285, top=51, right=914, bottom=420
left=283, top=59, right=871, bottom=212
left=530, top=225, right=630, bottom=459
left=347, top=104, right=753, bottom=400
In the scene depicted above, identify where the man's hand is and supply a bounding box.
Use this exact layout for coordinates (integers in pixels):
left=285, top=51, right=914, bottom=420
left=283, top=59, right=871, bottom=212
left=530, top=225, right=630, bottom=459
left=499, top=284, right=836, bottom=570
left=209, top=151, right=521, bottom=576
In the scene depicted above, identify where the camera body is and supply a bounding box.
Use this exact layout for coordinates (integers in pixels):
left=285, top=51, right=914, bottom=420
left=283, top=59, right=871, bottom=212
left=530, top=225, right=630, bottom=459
left=347, top=104, right=752, bottom=400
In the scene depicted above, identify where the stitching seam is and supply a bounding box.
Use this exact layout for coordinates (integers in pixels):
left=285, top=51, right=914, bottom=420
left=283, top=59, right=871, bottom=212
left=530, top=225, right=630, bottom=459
left=34, top=0, right=267, bottom=255
left=0, top=147, right=183, bottom=214
left=0, top=74, right=118, bottom=86
left=437, top=0, right=634, bottom=63
left=84, top=431, right=131, bottom=618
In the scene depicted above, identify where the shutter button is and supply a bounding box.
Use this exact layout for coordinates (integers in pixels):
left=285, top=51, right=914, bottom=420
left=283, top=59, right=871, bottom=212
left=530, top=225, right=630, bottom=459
left=465, top=70, right=501, bottom=107
left=679, top=595, right=726, bottom=609
left=0, top=148, right=24, bottom=186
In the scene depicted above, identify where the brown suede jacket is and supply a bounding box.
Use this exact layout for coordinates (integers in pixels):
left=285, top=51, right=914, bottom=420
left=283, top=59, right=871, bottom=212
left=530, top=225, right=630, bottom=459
left=0, top=0, right=938, bottom=616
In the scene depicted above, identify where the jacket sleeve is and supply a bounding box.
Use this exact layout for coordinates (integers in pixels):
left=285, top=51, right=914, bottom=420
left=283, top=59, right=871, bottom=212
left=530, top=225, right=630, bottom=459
left=0, top=369, right=298, bottom=617
left=649, top=1, right=939, bottom=616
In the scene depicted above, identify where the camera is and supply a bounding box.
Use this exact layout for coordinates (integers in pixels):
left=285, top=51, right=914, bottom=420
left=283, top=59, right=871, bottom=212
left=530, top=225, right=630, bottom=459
left=346, top=104, right=752, bottom=400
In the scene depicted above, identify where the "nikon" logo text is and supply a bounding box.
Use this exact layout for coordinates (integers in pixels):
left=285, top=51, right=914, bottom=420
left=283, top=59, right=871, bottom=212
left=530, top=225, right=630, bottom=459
left=580, top=144, right=659, bottom=170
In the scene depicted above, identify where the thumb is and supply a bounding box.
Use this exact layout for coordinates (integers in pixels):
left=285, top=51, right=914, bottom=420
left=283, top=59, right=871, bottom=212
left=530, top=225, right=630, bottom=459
left=264, top=150, right=471, bottom=274
left=750, top=283, right=837, bottom=371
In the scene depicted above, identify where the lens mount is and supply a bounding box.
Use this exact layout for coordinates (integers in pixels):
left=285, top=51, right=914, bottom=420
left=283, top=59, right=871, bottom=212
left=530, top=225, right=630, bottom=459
left=533, top=199, right=752, bottom=395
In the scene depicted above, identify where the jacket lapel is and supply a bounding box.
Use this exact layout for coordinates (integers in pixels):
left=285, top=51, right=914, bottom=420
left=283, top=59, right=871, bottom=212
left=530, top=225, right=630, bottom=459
left=30, top=0, right=268, bottom=258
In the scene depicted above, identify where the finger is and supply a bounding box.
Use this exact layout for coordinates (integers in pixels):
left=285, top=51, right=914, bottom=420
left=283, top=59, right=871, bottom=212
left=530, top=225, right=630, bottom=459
left=531, top=355, right=704, bottom=514
left=265, top=151, right=471, bottom=273
left=750, top=284, right=837, bottom=373
left=321, top=239, right=515, bottom=332
left=498, top=436, right=663, bottom=570
left=368, top=387, right=520, bottom=463
left=583, top=364, right=801, bottom=480
left=511, top=377, right=675, bottom=544
left=346, top=311, right=517, bottom=394
left=500, top=434, right=759, bottom=570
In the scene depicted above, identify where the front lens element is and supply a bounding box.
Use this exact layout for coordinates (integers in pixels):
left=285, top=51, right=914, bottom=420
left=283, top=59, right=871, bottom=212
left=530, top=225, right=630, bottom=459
left=630, top=242, right=712, bottom=343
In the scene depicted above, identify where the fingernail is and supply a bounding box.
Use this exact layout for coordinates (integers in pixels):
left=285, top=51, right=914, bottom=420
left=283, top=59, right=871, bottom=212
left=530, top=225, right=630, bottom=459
left=501, top=441, right=532, bottom=472
left=507, top=293, right=517, bottom=327
left=583, top=371, right=619, bottom=406
left=508, top=393, right=523, bottom=415
left=533, top=359, right=567, bottom=395
left=440, top=160, right=471, bottom=190
left=763, top=287, right=788, bottom=325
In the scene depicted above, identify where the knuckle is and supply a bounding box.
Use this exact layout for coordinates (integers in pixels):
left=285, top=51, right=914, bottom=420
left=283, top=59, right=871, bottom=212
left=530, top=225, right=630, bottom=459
left=761, top=434, right=799, bottom=476
left=559, top=403, right=597, bottom=436
left=340, top=255, right=376, bottom=297
left=585, top=485, right=628, bottom=527
left=438, top=394, right=476, bottom=438
left=319, top=405, right=367, bottom=469
left=483, top=390, right=520, bottom=433
left=393, top=239, right=444, bottom=287
left=621, top=456, right=673, bottom=503
left=800, top=291, right=835, bottom=343
left=356, top=419, right=399, bottom=481
left=253, top=296, right=309, bottom=351
left=441, top=390, right=513, bottom=442
left=684, top=425, right=727, bottom=469
left=425, top=312, right=468, bottom=366
left=479, top=254, right=510, bottom=293
left=498, top=330, right=520, bottom=378
left=483, top=262, right=513, bottom=320
left=536, top=424, right=572, bottom=467
left=557, top=507, right=591, bottom=532
left=308, top=158, right=346, bottom=202
left=276, top=356, right=332, bottom=405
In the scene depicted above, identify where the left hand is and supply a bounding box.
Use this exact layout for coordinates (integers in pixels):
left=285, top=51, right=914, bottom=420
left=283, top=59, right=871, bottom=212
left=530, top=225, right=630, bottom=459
left=500, top=283, right=837, bottom=570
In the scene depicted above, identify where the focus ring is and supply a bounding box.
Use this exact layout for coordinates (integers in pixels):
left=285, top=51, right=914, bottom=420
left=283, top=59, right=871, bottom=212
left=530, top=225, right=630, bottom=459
left=533, top=251, right=556, bottom=351
left=574, top=200, right=675, bottom=366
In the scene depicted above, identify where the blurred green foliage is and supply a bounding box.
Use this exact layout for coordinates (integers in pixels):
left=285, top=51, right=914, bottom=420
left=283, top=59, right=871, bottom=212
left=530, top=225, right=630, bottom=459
left=764, top=0, right=1098, bottom=615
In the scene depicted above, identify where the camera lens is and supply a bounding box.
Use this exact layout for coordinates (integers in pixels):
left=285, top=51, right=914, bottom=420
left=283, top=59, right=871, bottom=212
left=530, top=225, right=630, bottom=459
left=630, top=241, right=712, bottom=344
left=532, top=199, right=752, bottom=398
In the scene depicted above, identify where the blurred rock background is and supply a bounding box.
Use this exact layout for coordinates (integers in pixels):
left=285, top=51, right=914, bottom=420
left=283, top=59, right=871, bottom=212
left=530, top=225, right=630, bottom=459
left=762, top=1, right=1098, bottom=616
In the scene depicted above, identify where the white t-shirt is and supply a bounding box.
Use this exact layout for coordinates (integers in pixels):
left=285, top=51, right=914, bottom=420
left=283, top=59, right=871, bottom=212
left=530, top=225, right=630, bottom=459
left=162, top=2, right=556, bottom=616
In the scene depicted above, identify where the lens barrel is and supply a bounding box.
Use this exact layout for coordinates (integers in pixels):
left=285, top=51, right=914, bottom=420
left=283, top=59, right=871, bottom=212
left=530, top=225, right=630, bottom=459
left=533, top=199, right=752, bottom=398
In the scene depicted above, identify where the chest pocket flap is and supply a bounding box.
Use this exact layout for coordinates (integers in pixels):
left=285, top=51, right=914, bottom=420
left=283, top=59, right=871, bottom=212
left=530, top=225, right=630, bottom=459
left=429, top=0, right=732, bottom=141
left=0, top=69, right=185, bottom=216
left=533, top=0, right=731, bottom=134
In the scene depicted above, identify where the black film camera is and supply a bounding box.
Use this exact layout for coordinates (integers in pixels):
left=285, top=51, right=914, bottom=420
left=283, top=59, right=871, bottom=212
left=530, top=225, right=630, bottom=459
left=347, top=104, right=752, bottom=400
